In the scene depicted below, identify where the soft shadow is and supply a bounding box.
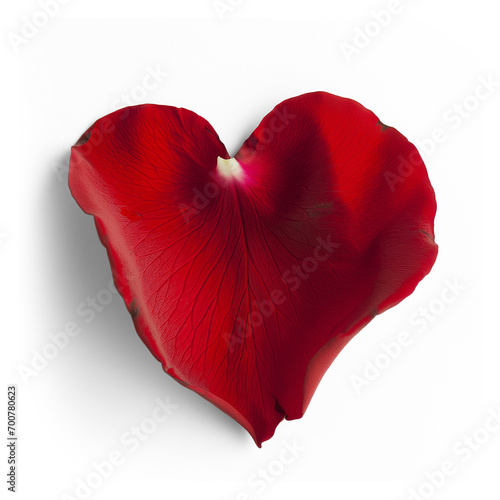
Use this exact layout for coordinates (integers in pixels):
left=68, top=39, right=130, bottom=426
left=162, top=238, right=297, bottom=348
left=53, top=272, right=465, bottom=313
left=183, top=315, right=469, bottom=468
left=42, top=150, right=247, bottom=444
left=230, top=120, right=258, bottom=156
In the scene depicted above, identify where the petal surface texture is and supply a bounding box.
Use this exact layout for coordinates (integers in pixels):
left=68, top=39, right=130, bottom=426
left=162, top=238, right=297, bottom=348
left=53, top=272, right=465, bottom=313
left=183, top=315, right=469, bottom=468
left=69, top=92, right=438, bottom=446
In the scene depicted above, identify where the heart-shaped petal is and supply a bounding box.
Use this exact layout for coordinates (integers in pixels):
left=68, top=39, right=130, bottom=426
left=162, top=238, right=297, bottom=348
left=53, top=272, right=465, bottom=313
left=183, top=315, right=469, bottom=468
left=69, top=92, right=437, bottom=446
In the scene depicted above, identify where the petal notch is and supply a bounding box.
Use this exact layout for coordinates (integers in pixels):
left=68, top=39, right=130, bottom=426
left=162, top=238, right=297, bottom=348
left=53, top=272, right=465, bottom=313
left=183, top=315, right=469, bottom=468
left=69, top=92, right=438, bottom=446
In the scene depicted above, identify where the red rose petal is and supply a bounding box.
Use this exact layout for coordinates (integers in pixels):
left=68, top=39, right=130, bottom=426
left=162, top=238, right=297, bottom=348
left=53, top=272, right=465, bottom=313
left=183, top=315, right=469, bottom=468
left=69, top=92, right=438, bottom=446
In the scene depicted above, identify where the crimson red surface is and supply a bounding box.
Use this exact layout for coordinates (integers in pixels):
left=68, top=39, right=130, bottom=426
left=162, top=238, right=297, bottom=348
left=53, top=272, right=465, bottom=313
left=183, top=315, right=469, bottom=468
left=69, top=92, right=438, bottom=446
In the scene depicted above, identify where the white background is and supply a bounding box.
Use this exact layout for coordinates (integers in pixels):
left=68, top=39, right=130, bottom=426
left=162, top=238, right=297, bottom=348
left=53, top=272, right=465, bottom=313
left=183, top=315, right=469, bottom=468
left=2, top=1, right=500, bottom=499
